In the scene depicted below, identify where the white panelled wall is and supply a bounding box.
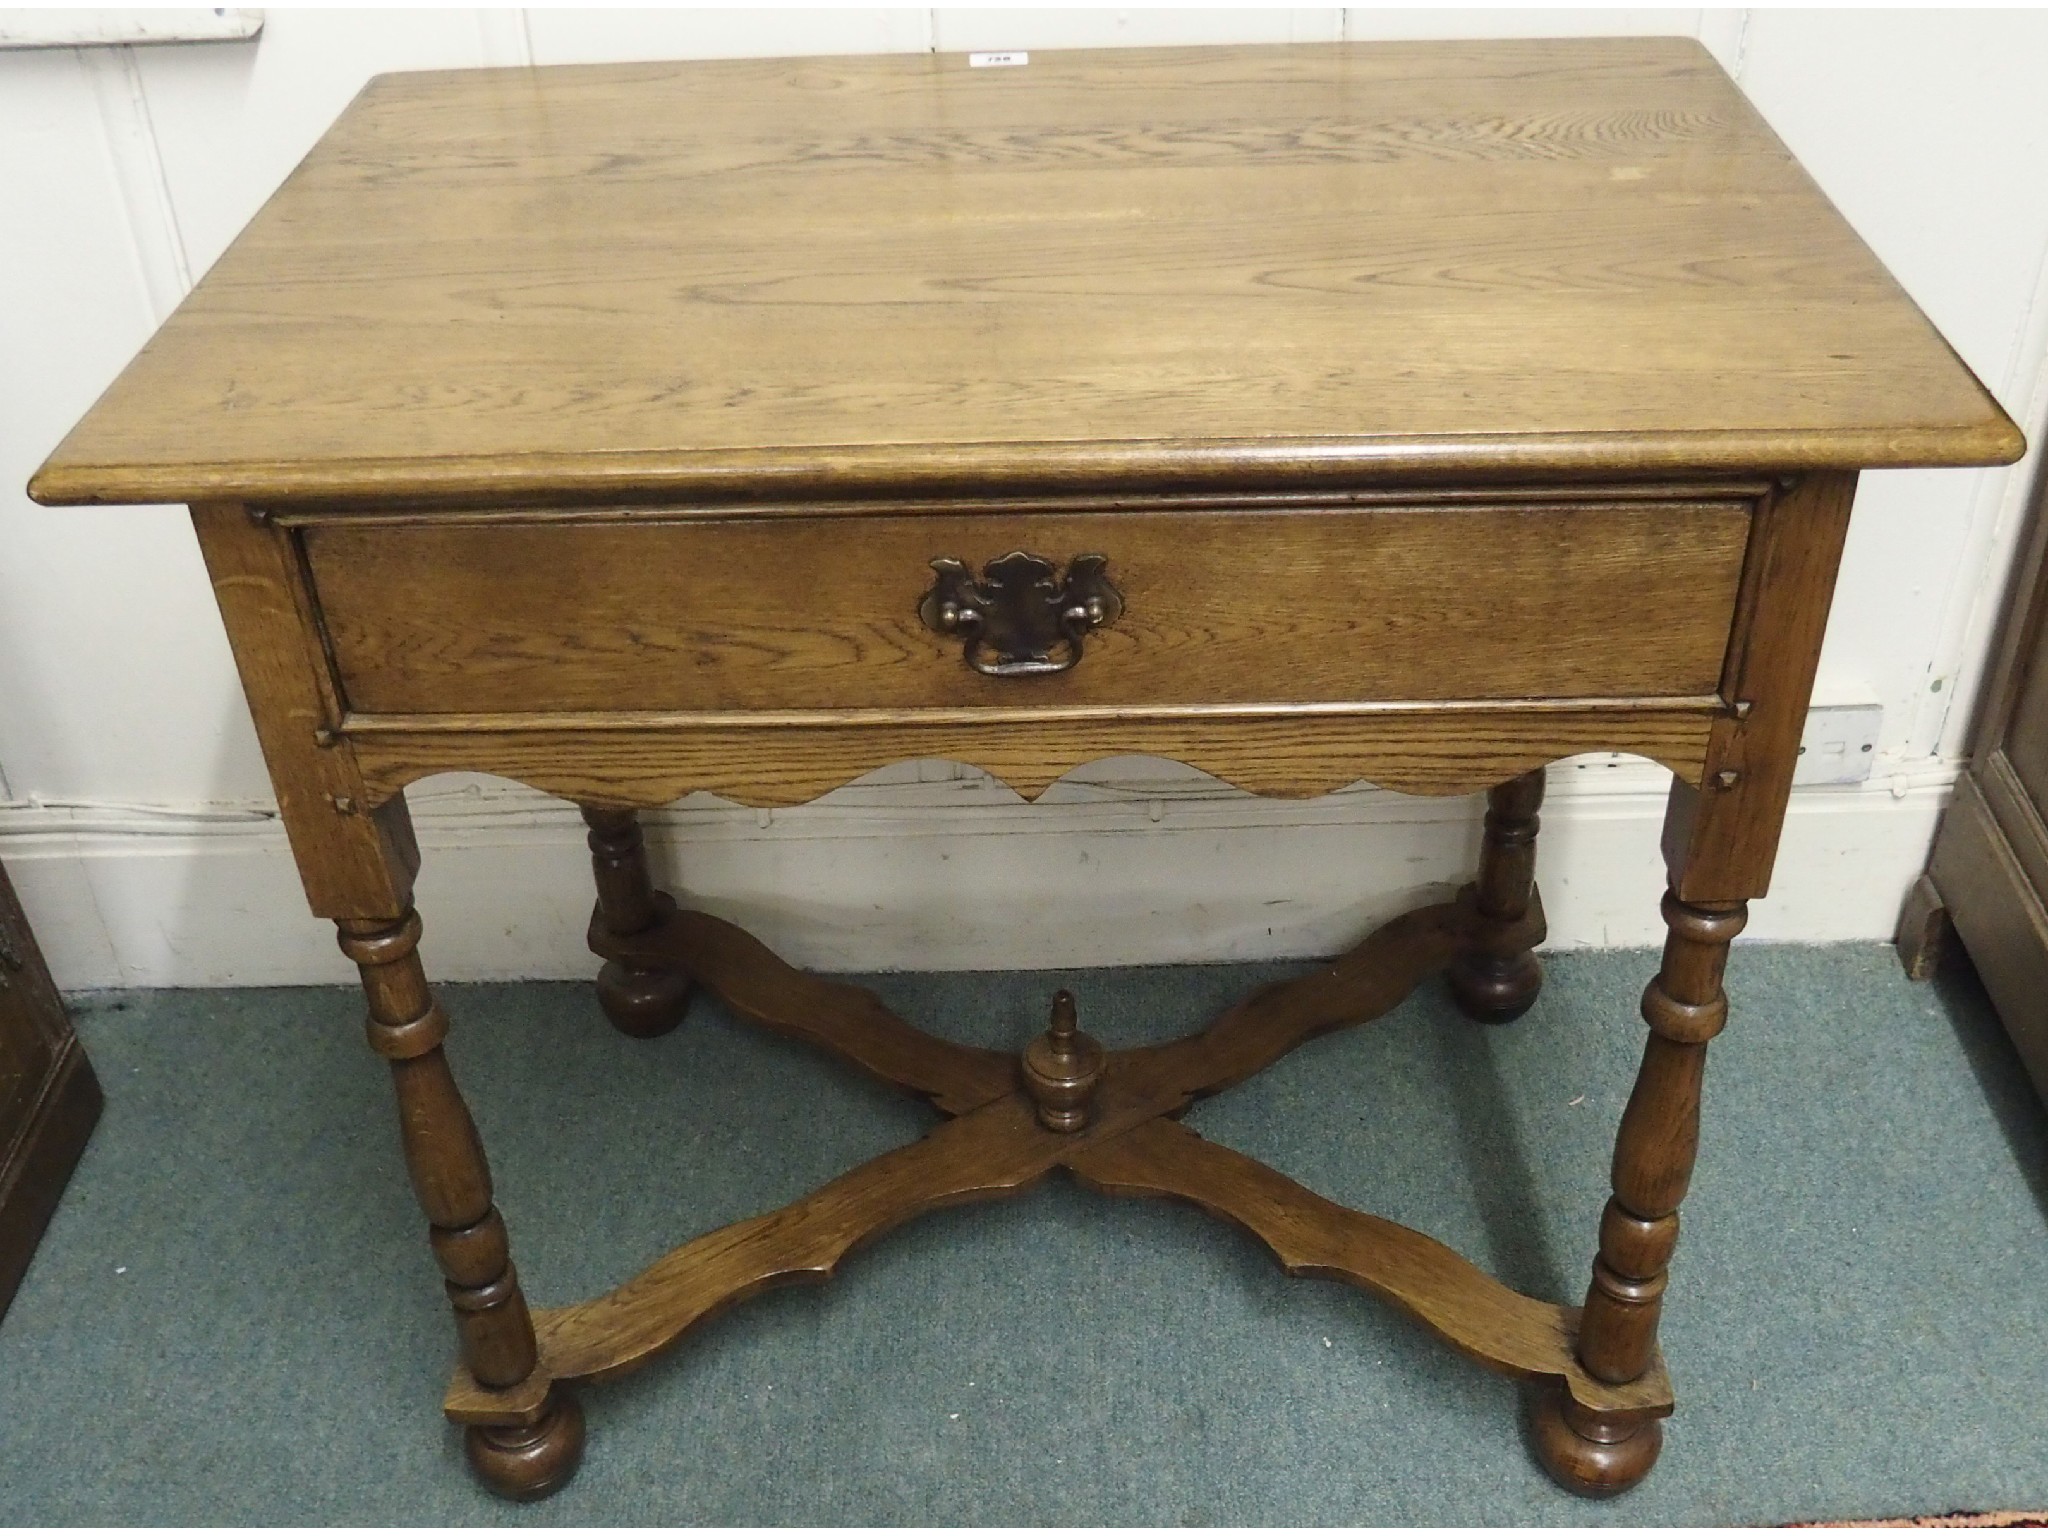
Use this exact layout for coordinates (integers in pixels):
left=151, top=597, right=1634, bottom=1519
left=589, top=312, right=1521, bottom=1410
left=3, top=8, right=2046, bottom=988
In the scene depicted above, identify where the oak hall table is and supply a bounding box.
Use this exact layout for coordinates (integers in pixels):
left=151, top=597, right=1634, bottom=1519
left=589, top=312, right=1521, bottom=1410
left=32, top=39, right=2024, bottom=1502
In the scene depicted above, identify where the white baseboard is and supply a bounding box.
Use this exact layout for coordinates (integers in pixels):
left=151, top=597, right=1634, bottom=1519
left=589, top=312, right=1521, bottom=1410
left=0, top=758, right=1946, bottom=990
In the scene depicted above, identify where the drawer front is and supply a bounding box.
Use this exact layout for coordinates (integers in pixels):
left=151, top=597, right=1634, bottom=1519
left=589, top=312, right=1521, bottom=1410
left=303, top=501, right=1752, bottom=716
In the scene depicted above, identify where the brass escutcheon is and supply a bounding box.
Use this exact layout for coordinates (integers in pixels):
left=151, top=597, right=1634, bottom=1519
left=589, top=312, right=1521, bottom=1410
left=917, top=550, right=1123, bottom=678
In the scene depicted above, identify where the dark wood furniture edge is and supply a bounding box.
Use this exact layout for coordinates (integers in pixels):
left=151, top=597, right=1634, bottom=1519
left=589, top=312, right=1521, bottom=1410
left=1898, top=449, right=2048, bottom=1099
left=1958, top=457, right=2048, bottom=773
left=1974, top=749, right=2048, bottom=913
left=1894, top=873, right=1951, bottom=981
left=0, top=1034, right=103, bottom=1323
left=1930, top=773, right=2048, bottom=1098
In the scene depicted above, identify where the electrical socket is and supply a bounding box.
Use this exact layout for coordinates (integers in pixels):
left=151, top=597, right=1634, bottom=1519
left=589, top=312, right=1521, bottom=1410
left=1794, top=702, right=1883, bottom=786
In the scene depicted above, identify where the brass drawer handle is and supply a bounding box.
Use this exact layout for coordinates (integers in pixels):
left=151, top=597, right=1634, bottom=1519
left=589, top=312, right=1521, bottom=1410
left=918, top=551, right=1123, bottom=678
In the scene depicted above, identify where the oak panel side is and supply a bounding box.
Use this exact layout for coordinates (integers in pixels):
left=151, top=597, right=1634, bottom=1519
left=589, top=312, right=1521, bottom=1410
left=1663, top=471, right=1858, bottom=902
left=188, top=502, right=418, bottom=916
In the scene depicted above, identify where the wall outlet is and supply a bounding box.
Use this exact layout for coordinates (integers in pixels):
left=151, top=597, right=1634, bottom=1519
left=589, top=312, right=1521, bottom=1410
left=1794, top=703, right=1883, bottom=786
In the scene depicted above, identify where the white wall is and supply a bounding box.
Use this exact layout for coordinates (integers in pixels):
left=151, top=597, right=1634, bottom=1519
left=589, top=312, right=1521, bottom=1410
left=4, top=8, right=2046, bottom=988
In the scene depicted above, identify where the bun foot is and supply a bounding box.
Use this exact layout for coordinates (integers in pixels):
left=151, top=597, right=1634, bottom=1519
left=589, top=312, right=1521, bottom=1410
left=1447, top=949, right=1543, bottom=1025
left=464, top=1389, right=586, bottom=1501
left=595, top=958, right=693, bottom=1039
left=1528, top=1390, right=1662, bottom=1497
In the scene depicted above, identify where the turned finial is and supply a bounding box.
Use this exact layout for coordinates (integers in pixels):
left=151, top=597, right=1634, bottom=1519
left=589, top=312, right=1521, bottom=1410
left=1022, top=989, right=1105, bottom=1132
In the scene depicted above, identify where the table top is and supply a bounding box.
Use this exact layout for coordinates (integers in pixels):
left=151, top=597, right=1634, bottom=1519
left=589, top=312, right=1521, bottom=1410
left=31, top=38, right=2022, bottom=508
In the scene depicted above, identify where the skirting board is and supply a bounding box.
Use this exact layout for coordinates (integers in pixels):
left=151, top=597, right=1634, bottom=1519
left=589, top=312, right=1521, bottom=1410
left=0, top=759, right=1949, bottom=990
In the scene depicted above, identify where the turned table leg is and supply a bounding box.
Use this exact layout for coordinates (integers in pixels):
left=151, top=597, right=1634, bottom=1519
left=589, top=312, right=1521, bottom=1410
left=581, top=806, right=692, bottom=1038
left=1531, top=889, right=1746, bottom=1495
left=1449, top=768, right=1546, bottom=1023
left=337, top=910, right=585, bottom=1500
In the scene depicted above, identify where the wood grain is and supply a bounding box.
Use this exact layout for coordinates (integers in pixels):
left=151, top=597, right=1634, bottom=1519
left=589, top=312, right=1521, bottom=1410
left=188, top=503, right=422, bottom=916
left=1066, top=1120, right=1672, bottom=1417
left=46, top=36, right=2025, bottom=1507
left=300, top=500, right=1751, bottom=714
left=1663, top=471, right=1859, bottom=902
left=338, top=910, right=544, bottom=1393
left=31, top=40, right=2020, bottom=509
left=1534, top=888, right=1743, bottom=1494
left=1576, top=894, right=1745, bottom=1386
left=445, top=1069, right=1259, bottom=1413
left=340, top=903, right=586, bottom=1493
left=529, top=1096, right=1062, bottom=1389
left=344, top=702, right=1721, bottom=808
left=1127, top=896, right=1492, bottom=1097
left=597, top=906, right=1016, bottom=1115
left=450, top=888, right=1597, bottom=1427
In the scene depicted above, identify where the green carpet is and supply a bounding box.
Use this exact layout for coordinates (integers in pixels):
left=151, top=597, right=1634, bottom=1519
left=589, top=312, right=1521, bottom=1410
left=1, top=945, right=2043, bottom=1525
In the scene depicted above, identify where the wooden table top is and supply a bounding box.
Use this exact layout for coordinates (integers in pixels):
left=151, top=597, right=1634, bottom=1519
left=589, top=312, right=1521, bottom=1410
left=31, top=38, right=2022, bottom=508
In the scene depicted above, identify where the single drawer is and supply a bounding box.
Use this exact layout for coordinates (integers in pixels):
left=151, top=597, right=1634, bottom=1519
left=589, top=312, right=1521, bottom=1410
left=302, top=498, right=1753, bottom=717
